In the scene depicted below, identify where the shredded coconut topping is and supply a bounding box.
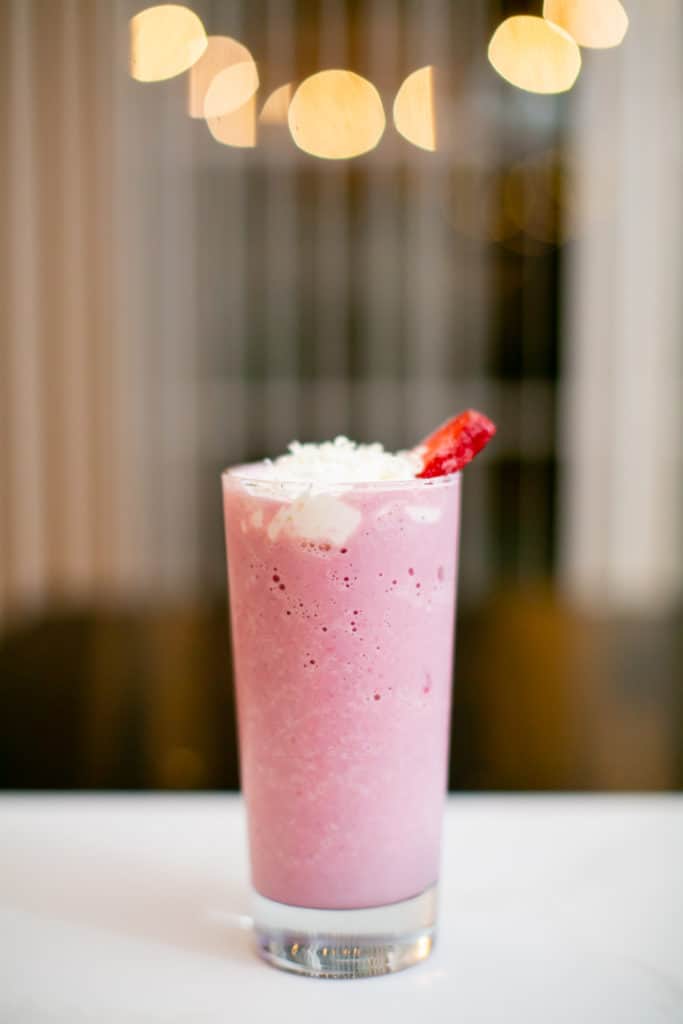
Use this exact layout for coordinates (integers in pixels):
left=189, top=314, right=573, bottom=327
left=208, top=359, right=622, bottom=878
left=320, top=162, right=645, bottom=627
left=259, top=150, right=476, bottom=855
left=260, top=436, right=421, bottom=484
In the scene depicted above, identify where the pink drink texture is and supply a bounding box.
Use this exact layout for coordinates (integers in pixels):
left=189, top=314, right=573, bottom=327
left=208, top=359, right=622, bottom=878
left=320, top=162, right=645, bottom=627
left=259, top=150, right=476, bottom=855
left=223, top=472, right=461, bottom=910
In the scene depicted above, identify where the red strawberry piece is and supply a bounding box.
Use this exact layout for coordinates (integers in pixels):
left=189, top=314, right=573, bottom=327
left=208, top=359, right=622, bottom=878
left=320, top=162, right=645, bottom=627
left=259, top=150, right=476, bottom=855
left=416, top=409, right=496, bottom=478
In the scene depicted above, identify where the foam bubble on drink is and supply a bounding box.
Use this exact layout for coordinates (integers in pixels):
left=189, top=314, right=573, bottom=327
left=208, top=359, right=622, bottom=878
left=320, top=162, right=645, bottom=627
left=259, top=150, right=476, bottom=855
left=264, top=436, right=421, bottom=484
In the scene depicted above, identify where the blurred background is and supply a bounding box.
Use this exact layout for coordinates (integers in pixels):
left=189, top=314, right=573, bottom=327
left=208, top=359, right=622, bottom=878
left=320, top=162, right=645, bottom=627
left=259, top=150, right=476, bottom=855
left=0, top=0, right=681, bottom=792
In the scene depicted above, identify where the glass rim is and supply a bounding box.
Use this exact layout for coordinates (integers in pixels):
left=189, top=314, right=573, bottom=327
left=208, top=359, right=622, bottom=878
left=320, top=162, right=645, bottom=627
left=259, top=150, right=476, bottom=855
left=221, top=462, right=461, bottom=493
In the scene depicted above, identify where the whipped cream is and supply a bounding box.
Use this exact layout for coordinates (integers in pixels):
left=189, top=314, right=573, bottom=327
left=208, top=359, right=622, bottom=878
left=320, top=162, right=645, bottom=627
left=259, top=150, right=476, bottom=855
left=260, top=436, right=421, bottom=484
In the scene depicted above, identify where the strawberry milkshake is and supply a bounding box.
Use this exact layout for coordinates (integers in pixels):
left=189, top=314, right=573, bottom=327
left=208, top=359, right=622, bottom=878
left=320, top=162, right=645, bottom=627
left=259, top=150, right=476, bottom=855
left=222, top=413, right=495, bottom=977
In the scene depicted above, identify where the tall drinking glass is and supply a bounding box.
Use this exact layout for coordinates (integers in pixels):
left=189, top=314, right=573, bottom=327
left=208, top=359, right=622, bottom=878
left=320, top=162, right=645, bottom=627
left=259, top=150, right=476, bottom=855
left=222, top=467, right=461, bottom=978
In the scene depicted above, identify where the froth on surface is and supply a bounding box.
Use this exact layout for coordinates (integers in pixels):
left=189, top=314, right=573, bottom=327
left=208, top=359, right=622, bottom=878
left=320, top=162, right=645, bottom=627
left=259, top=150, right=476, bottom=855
left=253, top=436, right=421, bottom=485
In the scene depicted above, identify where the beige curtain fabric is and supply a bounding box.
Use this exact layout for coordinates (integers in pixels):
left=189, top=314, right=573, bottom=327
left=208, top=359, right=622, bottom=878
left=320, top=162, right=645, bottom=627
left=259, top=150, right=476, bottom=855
left=560, top=0, right=683, bottom=611
left=1, top=0, right=202, bottom=624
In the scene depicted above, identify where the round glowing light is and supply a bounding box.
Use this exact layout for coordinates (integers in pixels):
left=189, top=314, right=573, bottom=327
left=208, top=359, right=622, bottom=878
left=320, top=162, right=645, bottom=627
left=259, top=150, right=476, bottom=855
left=260, top=83, right=294, bottom=125
left=207, top=95, right=257, bottom=148
left=288, top=70, right=385, bottom=160
left=488, top=15, right=581, bottom=95
left=393, top=66, right=436, bottom=152
left=188, top=35, right=257, bottom=118
left=543, top=0, right=629, bottom=49
left=203, top=61, right=259, bottom=119
left=129, top=4, right=207, bottom=83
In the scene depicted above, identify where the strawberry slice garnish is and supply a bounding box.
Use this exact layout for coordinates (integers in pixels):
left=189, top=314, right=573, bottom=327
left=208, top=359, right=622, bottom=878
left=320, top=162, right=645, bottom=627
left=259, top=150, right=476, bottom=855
left=416, top=409, right=496, bottom=478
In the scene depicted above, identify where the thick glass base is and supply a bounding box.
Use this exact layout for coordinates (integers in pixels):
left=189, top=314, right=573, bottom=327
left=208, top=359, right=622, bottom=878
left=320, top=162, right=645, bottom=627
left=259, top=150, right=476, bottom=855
left=252, top=884, right=437, bottom=979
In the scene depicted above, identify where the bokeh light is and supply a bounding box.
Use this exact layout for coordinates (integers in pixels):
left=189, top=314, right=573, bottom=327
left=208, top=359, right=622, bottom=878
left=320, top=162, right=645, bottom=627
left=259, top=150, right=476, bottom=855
left=488, top=15, right=581, bottom=95
left=543, top=0, right=629, bottom=49
left=206, top=95, right=257, bottom=148
left=129, top=4, right=207, bottom=83
left=260, top=83, right=294, bottom=125
left=393, top=66, right=436, bottom=152
left=288, top=70, right=385, bottom=160
left=188, top=35, right=258, bottom=118
left=203, top=62, right=259, bottom=120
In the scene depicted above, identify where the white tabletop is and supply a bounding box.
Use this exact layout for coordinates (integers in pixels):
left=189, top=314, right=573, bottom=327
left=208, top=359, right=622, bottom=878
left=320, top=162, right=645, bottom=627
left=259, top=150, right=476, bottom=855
left=1, top=795, right=682, bottom=1023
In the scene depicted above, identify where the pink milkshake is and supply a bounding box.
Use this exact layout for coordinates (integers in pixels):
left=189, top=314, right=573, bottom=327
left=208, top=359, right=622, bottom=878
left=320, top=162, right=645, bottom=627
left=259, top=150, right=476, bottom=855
left=223, top=419, right=494, bottom=978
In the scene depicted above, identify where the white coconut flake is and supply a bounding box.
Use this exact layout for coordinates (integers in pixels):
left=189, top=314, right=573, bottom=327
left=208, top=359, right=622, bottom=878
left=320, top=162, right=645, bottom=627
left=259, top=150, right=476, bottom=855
left=233, top=438, right=423, bottom=543
left=259, top=436, right=421, bottom=486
